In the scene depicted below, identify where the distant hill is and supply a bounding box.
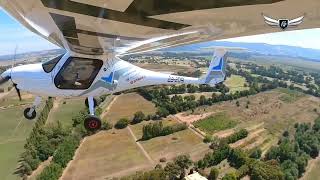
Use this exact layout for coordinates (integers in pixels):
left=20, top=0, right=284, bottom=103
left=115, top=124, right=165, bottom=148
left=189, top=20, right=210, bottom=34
left=0, top=49, right=64, bottom=61
left=163, top=41, right=320, bottom=62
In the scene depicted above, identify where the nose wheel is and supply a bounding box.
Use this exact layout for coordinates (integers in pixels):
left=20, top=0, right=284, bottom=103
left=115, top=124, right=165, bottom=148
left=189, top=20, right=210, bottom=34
left=23, top=96, right=41, bottom=120
left=24, top=108, right=36, bottom=120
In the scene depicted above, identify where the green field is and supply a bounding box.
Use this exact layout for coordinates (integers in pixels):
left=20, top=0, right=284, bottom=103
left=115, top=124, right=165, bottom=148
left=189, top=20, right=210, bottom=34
left=224, top=75, right=249, bottom=93
left=46, top=98, right=85, bottom=127
left=193, top=112, right=237, bottom=134
left=0, top=94, right=37, bottom=180
left=277, top=88, right=305, bottom=103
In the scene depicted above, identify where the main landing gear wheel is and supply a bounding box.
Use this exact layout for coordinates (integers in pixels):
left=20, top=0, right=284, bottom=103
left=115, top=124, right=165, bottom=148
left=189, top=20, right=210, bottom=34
left=24, top=108, right=36, bottom=120
left=84, top=116, right=102, bottom=131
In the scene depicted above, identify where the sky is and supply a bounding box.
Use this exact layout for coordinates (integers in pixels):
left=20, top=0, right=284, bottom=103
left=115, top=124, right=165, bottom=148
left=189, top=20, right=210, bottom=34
left=1, top=8, right=320, bottom=56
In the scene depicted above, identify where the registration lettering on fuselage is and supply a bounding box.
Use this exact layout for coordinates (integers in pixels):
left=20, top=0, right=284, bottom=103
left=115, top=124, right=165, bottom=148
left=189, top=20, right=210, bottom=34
left=167, top=75, right=184, bottom=83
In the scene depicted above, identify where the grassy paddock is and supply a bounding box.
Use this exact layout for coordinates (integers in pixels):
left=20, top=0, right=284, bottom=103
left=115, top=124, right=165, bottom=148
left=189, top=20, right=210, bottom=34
left=193, top=112, right=237, bottom=134
left=140, top=129, right=208, bottom=161
left=103, top=93, right=156, bottom=125
left=62, top=129, right=151, bottom=180
left=46, top=98, right=85, bottom=127
left=224, top=75, right=249, bottom=93
left=0, top=95, right=38, bottom=180
left=277, top=88, right=305, bottom=103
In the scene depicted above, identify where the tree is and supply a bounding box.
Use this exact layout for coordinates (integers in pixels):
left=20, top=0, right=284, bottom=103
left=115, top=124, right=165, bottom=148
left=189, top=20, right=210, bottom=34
left=164, top=162, right=181, bottom=180
left=174, top=154, right=193, bottom=170
left=222, top=173, right=237, bottom=180
left=156, top=107, right=170, bottom=118
left=250, top=160, right=284, bottom=180
left=115, top=118, right=129, bottom=129
left=249, top=148, right=262, bottom=159
left=199, top=95, right=207, bottom=105
left=132, top=111, right=145, bottom=124
left=208, top=168, right=219, bottom=180
left=228, top=149, right=248, bottom=168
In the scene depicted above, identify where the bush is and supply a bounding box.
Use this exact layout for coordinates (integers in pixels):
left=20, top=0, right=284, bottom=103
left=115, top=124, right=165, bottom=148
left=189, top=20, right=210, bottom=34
left=53, top=136, right=80, bottom=168
left=226, top=129, right=248, bottom=144
left=160, top=157, right=167, bottom=162
left=228, top=149, right=248, bottom=168
left=101, top=121, right=112, bottom=130
left=222, top=173, right=237, bottom=180
left=203, top=135, right=213, bottom=143
left=115, top=118, right=130, bottom=129
left=131, top=111, right=145, bottom=124
left=249, top=148, right=262, bottom=159
left=208, top=167, right=219, bottom=180
left=36, top=163, right=63, bottom=180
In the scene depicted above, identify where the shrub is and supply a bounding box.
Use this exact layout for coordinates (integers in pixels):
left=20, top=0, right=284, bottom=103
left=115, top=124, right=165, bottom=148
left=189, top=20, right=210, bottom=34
left=222, top=173, right=237, bottom=180
left=36, top=163, right=63, bottom=180
left=226, top=129, right=248, bottom=144
left=203, top=135, right=213, bottom=143
left=101, top=121, right=112, bottom=130
left=208, top=167, right=219, bottom=180
left=249, top=148, right=262, bottom=159
left=160, top=157, right=167, bottom=162
left=53, top=136, right=80, bottom=168
left=115, top=118, right=130, bottom=129
left=131, top=111, right=145, bottom=124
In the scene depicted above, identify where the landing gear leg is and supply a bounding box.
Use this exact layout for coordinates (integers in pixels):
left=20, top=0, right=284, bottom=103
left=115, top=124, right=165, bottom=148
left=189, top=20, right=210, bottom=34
left=24, top=96, right=42, bottom=120
left=84, top=96, right=101, bottom=131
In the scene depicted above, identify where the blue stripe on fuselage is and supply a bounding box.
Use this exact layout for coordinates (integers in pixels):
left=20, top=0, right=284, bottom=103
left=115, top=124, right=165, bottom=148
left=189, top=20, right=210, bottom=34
left=102, top=72, right=113, bottom=84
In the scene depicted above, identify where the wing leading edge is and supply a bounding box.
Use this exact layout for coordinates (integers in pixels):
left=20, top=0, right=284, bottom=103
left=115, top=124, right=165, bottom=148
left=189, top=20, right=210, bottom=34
left=1, top=0, right=320, bottom=56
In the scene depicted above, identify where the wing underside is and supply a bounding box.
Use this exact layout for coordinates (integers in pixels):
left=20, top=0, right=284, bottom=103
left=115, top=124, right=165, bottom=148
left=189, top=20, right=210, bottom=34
left=1, top=0, right=320, bottom=56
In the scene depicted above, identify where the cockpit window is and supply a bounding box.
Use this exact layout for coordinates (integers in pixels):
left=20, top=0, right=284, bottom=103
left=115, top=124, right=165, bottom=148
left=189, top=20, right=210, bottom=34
left=42, top=54, right=64, bottom=73
left=54, top=57, right=103, bottom=89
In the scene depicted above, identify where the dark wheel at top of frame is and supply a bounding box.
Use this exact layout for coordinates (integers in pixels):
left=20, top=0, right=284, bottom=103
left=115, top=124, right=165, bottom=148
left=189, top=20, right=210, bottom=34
left=23, top=108, right=37, bottom=120
left=84, top=116, right=102, bottom=131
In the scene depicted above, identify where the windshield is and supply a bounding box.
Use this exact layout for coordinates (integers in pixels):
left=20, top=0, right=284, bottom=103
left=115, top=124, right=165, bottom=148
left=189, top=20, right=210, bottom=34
left=42, top=54, right=64, bottom=73
left=54, top=57, right=103, bottom=89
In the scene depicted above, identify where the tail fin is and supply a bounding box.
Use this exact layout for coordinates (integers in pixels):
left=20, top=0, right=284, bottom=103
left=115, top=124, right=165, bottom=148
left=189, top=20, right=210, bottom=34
left=202, top=48, right=227, bottom=86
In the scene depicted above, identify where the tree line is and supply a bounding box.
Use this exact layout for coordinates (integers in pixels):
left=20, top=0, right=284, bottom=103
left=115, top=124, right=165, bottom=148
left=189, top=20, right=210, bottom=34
left=141, top=121, right=187, bottom=140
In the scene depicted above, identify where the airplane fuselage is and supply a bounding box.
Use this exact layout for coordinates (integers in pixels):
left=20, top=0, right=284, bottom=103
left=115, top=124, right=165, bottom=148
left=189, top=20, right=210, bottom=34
left=5, top=53, right=205, bottom=98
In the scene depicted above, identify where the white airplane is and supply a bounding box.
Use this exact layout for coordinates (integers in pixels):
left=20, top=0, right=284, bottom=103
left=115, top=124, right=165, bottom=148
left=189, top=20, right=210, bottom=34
left=0, top=0, right=319, bottom=131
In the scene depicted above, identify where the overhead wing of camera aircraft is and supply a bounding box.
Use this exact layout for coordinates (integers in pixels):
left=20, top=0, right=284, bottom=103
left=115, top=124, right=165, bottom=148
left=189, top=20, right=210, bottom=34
left=0, top=0, right=319, bottom=131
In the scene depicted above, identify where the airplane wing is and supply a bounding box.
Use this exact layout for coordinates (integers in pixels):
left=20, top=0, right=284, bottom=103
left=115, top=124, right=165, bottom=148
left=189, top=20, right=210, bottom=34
left=1, top=0, right=319, bottom=56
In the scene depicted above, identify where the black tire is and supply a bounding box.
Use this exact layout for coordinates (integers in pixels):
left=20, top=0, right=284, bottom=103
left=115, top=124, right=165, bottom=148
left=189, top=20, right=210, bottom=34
left=24, top=108, right=36, bottom=120
left=85, top=98, right=98, bottom=108
left=84, top=116, right=102, bottom=131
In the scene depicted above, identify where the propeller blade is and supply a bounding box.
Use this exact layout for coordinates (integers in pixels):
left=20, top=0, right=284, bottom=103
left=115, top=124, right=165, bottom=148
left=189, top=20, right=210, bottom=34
left=13, top=83, right=22, bottom=101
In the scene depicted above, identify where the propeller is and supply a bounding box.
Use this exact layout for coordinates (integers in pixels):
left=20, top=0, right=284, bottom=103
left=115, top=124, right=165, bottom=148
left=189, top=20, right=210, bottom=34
left=0, top=45, right=22, bottom=101
left=13, top=83, right=22, bottom=101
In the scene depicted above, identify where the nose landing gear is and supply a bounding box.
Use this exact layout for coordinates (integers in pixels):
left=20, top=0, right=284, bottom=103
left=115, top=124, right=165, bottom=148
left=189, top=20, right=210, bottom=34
left=84, top=96, right=102, bottom=131
left=23, top=96, right=41, bottom=120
